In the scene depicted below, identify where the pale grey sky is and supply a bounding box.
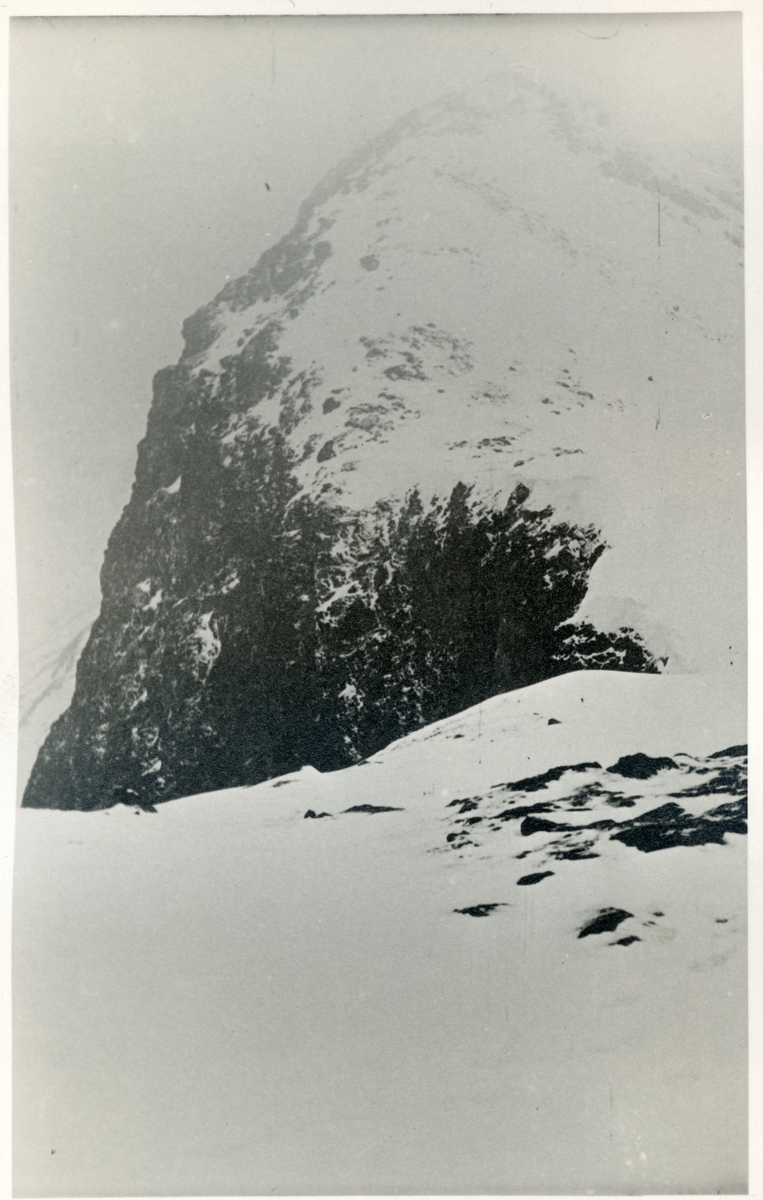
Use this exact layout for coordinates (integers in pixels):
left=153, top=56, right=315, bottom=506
left=10, top=11, right=743, bottom=712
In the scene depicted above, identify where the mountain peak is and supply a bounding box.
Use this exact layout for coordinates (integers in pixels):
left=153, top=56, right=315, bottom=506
left=22, top=70, right=744, bottom=810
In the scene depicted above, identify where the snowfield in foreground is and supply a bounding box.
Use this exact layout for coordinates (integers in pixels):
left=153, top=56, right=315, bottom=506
left=14, top=670, right=746, bottom=1196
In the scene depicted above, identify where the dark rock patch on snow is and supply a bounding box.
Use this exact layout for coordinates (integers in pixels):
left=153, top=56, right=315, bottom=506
left=316, top=439, right=336, bottom=462
left=668, top=762, right=746, bottom=800
left=344, top=804, right=404, bottom=814
left=578, top=908, right=633, bottom=938
left=547, top=839, right=600, bottom=861
left=607, top=753, right=678, bottom=779
left=455, top=903, right=507, bottom=918
left=709, top=744, right=747, bottom=759
left=520, top=815, right=574, bottom=836
left=495, top=801, right=555, bottom=822
left=442, top=745, right=747, bottom=865
left=447, top=797, right=480, bottom=813
left=516, top=871, right=555, bottom=885
left=502, top=762, right=602, bottom=793
left=611, top=799, right=746, bottom=852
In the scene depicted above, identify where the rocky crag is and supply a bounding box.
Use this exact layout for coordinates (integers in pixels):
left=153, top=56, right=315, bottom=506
left=23, top=68, right=744, bottom=809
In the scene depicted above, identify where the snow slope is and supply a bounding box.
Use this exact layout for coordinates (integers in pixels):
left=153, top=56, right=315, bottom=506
left=13, top=670, right=747, bottom=1195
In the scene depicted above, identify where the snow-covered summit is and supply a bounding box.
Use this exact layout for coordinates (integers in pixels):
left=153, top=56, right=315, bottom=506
left=183, top=66, right=744, bottom=671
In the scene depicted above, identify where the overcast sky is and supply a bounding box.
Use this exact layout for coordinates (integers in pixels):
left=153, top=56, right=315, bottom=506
left=9, top=12, right=743, bottom=692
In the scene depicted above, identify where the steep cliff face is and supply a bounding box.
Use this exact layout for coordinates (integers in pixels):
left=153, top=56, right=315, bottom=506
left=23, top=68, right=744, bottom=810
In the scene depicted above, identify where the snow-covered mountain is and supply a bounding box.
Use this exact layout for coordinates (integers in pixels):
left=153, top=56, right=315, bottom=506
left=13, top=669, right=747, bottom=1194
left=22, top=67, right=745, bottom=810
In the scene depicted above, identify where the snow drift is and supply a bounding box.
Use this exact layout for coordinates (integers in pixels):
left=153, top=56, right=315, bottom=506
left=13, top=670, right=747, bottom=1195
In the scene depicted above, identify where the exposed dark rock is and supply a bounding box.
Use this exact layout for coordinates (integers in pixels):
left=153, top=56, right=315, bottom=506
left=344, top=804, right=404, bottom=814
left=607, top=753, right=678, bottom=779
left=495, top=801, right=555, bottom=821
left=520, top=815, right=573, bottom=837
left=611, top=798, right=747, bottom=852
left=447, top=798, right=480, bottom=813
left=708, top=744, right=747, bottom=759
left=552, top=623, right=662, bottom=673
left=442, top=743, right=747, bottom=866
left=668, top=761, right=747, bottom=800
left=578, top=908, right=633, bottom=938
left=501, top=762, right=602, bottom=793
left=516, top=871, right=555, bottom=885
left=316, top=439, right=336, bottom=462
left=454, top=903, right=507, bottom=918
left=23, top=468, right=622, bottom=809
left=549, top=844, right=599, bottom=861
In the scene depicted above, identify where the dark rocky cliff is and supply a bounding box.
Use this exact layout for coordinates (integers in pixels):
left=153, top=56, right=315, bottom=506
left=22, top=450, right=655, bottom=809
